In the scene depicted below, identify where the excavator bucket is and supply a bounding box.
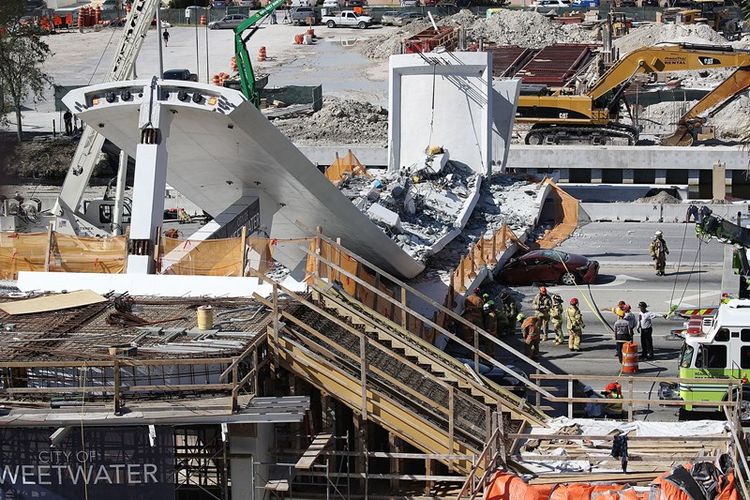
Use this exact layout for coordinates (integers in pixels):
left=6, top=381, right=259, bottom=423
left=660, top=125, right=695, bottom=146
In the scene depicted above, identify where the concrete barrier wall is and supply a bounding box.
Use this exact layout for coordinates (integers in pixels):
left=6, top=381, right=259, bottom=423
left=581, top=203, right=748, bottom=223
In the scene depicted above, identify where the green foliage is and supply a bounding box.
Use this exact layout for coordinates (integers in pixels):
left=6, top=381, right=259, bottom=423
left=0, top=25, right=53, bottom=141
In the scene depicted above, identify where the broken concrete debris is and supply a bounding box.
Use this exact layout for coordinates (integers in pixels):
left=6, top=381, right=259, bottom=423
left=337, top=155, right=481, bottom=262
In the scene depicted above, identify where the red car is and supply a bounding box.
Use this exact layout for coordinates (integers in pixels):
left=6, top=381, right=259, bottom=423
left=498, top=250, right=599, bottom=286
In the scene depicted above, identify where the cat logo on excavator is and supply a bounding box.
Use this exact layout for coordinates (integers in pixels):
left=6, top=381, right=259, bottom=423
left=699, top=56, right=721, bottom=65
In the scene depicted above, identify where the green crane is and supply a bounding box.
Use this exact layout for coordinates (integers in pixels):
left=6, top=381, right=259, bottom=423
left=234, top=0, right=286, bottom=106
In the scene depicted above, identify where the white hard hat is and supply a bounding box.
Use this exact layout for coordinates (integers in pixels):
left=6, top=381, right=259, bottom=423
left=655, top=230, right=663, bottom=236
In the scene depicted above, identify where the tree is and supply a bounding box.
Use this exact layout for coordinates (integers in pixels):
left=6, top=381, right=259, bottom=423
left=0, top=25, right=53, bottom=141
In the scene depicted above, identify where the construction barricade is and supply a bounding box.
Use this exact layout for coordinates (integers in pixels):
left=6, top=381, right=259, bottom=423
left=0, top=232, right=49, bottom=279
left=159, top=236, right=245, bottom=277
left=48, top=233, right=127, bottom=274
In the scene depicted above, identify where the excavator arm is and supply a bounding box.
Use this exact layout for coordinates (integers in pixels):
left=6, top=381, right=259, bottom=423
left=234, top=0, right=285, bottom=106
left=589, top=44, right=750, bottom=101
left=697, top=209, right=750, bottom=294
left=661, top=66, right=750, bottom=146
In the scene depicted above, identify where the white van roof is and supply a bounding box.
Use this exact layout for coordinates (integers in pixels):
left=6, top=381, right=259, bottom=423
left=712, top=299, right=750, bottom=328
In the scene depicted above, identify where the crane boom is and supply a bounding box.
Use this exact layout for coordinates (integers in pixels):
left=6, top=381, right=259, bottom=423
left=54, top=0, right=161, bottom=228
left=234, top=0, right=285, bottom=105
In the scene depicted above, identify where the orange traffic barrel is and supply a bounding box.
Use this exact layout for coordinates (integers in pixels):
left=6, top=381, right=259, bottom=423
left=257, top=46, right=266, bottom=61
left=622, top=341, right=639, bottom=374
left=200, top=15, right=207, bottom=24
left=77, top=8, right=84, bottom=28
left=212, top=73, right=221, bottom=85
left=95, top=6, right=102, bottom=23
left=306, top=28, right=315, bottom=37
left=294, top=34, right=303, bottom=44
left=230, top=56, right=238, bottom=72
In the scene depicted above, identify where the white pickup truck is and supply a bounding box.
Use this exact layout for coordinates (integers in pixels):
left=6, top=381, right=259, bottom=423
left=322, top=10, right=372, bottom=28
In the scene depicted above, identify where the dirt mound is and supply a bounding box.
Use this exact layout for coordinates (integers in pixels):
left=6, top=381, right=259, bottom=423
left=614, top=23, right=727, bottom=56
left=271, top=97, right=388, bottom=145
left=635, top=190, right=681, bottom=204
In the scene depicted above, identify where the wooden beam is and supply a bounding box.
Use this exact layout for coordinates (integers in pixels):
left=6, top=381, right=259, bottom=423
left=295, top=432, right=333, bottom=470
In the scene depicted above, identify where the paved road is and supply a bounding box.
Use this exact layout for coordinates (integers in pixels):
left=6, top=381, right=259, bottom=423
left=495, top=222, right=729, bottom=421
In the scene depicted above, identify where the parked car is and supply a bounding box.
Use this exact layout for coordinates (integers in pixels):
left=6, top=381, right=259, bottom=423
left=393, top=11, right=424, bottom=25
left=497, top=250, right=599, bottom=286
left=290, top=6, right=319, bottom=24
left=163, top=68, right=199, bottom=82
left=323, top=0, right=342, bottom=8
left=322, top=10, right=372, bottom=28
left=208, top=13, right=248, bottom=29
left=530, top=0, right=572, bottom=7
left=380, top=10, right=401, bottom=25
left=401, top=0, right=420, bottom=6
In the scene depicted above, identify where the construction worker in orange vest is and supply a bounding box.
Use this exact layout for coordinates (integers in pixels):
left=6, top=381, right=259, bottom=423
left=522, top=313, right=542, bottom=360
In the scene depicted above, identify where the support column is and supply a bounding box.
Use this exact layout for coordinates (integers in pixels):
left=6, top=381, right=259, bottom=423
left=127, top=79, right=171, bottom=274
left=558, top=168, right=570, bottom=183
left=688, top=169, right=701, bottom=199
left=389, top=434, right=403, bottom=491
left=712, top=162, right=727, bottom=201
left=622, top=169, right=634, bottom=184
left=655, top=169, right=667, bottom=184
left=591, top=168, right=602, bottom=184
left=353, top=415, right=368, bottom=496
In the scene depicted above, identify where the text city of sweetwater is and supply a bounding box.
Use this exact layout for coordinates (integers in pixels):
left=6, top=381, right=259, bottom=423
left=0, top=463, right=160, bottom=485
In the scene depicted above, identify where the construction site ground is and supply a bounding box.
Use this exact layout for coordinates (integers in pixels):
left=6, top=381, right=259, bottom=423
left=504, top=221, right=725, bottom=422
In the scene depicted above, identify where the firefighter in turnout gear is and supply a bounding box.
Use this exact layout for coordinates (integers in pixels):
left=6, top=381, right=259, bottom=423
left=532, top=287, right=552, bottom=340
left=522, top=313, right=542, bottom=360
left=551, top=294, right=565, bottom=345
left=649, top=230, right=669, bottom=276
left=502, top=292, right=519, bottom=336
left=566, top=298, right=585, bottom=352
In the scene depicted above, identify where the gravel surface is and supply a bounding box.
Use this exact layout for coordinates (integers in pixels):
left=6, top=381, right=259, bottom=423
left=271, top=97, right=388, bottom=145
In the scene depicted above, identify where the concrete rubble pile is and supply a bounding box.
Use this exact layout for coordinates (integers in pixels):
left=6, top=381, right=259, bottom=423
left=428, top=175, right=544, bottom=278
left=358, top=9, right=596, bottom=60
left=337, top=157, right=479, bottom=262
left=614, top=23, right=728, bottom=55
left=271, top=97, right=388, bottom=145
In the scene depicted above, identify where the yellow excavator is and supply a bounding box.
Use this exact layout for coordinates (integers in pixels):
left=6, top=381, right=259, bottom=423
left=518, top=43, right=750, bottom=145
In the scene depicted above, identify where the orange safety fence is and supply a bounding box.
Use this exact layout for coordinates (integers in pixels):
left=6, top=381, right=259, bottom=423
left=485, top=469, right=740, bottom=500
left=325, top=150, right=371, bottom=186
left=49, top=233, right=127, bottom=274
left=532, top=179, right=584, bottom=250
left=0, top=232, right=49, bottom=280
left=451, top=224, right=527, bottom=295
left=159, top=236, right=245, bottom=277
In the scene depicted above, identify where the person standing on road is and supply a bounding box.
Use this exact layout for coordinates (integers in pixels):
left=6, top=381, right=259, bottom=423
left=637, top=302, right=663, bottom=360
left=522, top=314, right=542, bottom=360
left=622, top=304, right=637, bottom=337
left=271, top=10, right=278, bottom=24
left=551, top=294, right=564, bottom=345
left=649, top=230, right=669, bottom=276
left=613, top=314, right=632, bottom=363
left=162, top=28, right=170, bottom=47
left=566, top=298, right=584, bottom=352
left=502, top=292, right=518, bottom=336
left=532, top=286, right=552, bottom=341
left=63, top=110, right=72, bottom=135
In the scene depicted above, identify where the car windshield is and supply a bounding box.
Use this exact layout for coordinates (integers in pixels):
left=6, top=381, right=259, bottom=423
left=537, top=250, right=570, bottom=262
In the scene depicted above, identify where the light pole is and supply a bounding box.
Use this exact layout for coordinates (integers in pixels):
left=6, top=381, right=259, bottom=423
left=156, top=1, right=164, bottom=78
left=195, top=8, right=200, bottom=81
left=205, top=6, right=210, bottom=83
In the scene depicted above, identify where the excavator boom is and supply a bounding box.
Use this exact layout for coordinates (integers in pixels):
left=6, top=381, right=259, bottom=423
left=661, top=66, right=750, bottom=146
left=519, top=43, right=750, bottom=145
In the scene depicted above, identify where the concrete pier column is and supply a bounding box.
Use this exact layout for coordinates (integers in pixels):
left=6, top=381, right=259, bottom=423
left=623, top=169, right=634, bottom=184
left=688, top=169, right=701, bottom=199
left=655, top=169, right=667, bottom=184
left=558, top=168, right=570, bottom=183
left=726, top=169, right=733, bottom=197
left=591, top=168, right=603, bottom=184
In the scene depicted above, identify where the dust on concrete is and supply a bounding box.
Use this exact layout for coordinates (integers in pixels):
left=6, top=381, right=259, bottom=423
left=271, top=96, right=388, bottom=145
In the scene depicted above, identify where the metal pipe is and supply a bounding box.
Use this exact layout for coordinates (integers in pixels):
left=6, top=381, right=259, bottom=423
left=155, top=3, right=164, bottom=78
left=195, top=12, right=200, bottom=81
left=205, top=7, right=210, bottom=84
left=112, top=150, right=127, bottom=235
